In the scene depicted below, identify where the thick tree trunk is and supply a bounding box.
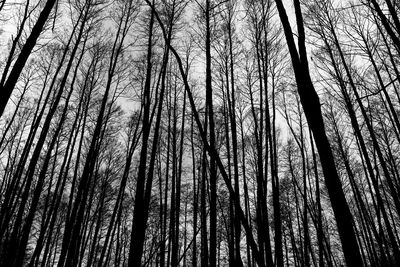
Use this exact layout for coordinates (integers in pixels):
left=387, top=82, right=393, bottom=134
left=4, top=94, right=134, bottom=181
left=0, top=0, right=57, bottom=116
left=274, top=0, right=363, bottom=265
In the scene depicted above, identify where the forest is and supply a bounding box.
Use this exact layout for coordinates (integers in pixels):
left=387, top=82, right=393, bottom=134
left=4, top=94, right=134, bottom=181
left=0, top=0, right=399, bottom=266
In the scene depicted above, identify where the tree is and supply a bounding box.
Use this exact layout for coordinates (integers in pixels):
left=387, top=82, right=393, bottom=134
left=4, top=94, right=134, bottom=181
left=273, top=0, right=363, bottom=266
left=1, top=0, right=400, bottom=266
left=0, top=0, right=57, bottom=116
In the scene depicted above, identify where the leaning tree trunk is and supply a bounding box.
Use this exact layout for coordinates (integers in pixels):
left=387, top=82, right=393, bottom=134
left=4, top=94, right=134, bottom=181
left=274, top=0, right=363, bottom=266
